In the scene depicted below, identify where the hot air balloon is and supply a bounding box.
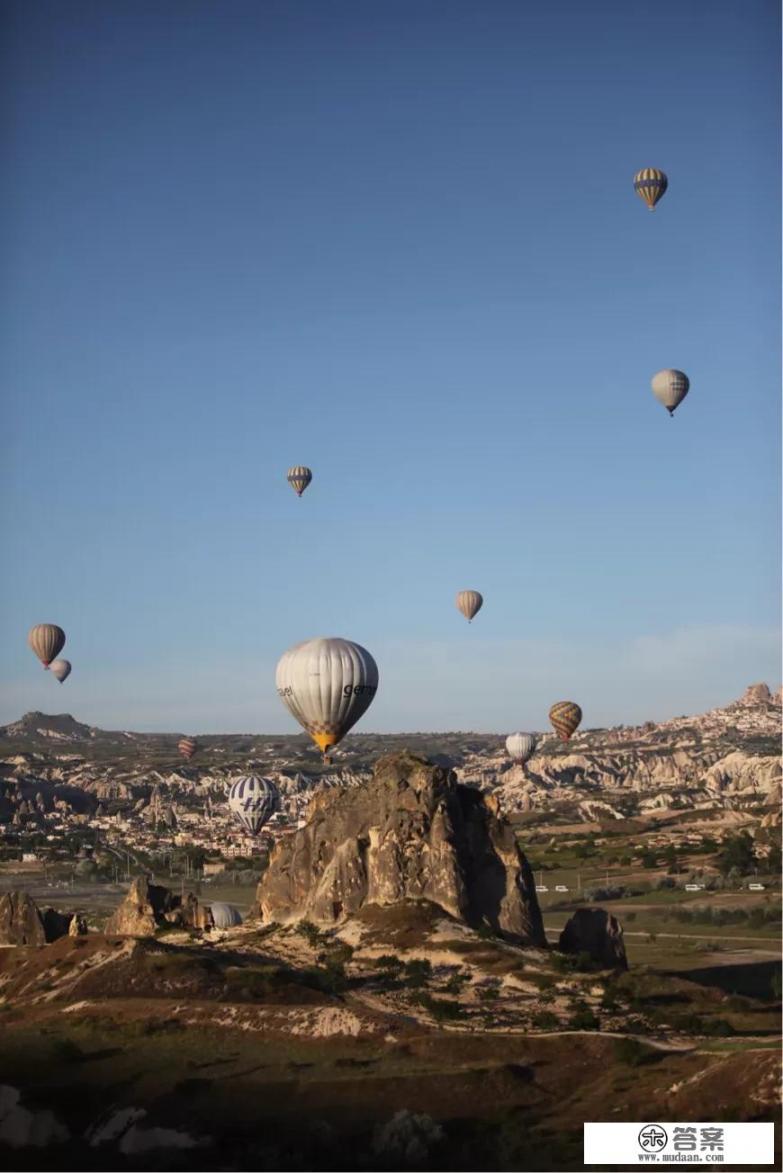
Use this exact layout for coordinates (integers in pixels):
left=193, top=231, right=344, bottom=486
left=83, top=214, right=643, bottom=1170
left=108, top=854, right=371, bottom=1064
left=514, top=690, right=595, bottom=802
left=287, top=466, right=312, bottom=497
left=208, top=902, right=243, bottom=929
left=505, top=733, right=537, bottom=765
left=456, top=590, right=483, bottom=623
left=227, top=775, right=278, bottom=836
left=49, top=659, right=71, bottom=684
left=549, top=701, right=583, bottom=742
left=651, top=369, right=689, bottom=417
left=178, top=737, right=198, bottom=761
left=27, top=624, right=65, bottom=668
left=276, top=637, right=379, bottom=757
left=633, top=167, right=668, bottom=210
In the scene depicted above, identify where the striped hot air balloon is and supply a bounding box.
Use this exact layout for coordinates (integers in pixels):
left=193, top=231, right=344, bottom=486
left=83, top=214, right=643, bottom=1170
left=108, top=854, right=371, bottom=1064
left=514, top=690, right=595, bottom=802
left=227, top=775, right=278, bottom=836
left=287, top=466, right=312, bottom=497
left=276, top=637, right=379, bottom=757
left=456, top=590, right=483, bottom=623
left=27, top=624, right=66, bottom=668
left=178, top=737, right=198, bottom=761
left=549, top=702, right=583, bottom=742
left=633, top=167, right=668, bottom=210
left=505, top=733, right=537, bottom=765
left=651, top=369, right=689, bottom=417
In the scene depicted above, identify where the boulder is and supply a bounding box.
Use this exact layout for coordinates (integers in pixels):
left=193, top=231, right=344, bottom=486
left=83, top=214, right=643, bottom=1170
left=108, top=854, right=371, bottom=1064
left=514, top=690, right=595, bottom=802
left=558, top=907, right=627, bottom=970
left=256, top=751, right=545, bottom=944
left=0, top=892, right=46, bottom=946
left=40, top=907, right=72, bottom=943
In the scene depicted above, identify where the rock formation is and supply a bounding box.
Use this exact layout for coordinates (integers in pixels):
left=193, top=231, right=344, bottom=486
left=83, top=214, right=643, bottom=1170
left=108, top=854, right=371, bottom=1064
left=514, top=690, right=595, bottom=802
left=68, top=913, right=88, bottom=937
left=0, top=892, right=47, bottom=946
left=255, top=751, right=546, bottom=944
left=40, top=907, right=73, bottom=943
left=558, top=907, right=628, bottom=970
left=105, top=877, right=205, bottom=936
left=0, top=892, right=76, bottom=945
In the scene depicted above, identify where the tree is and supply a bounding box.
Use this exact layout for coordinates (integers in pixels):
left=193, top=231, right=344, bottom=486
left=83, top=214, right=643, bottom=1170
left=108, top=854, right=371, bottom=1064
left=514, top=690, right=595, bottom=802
left=716, top=833, right=755, bottom=878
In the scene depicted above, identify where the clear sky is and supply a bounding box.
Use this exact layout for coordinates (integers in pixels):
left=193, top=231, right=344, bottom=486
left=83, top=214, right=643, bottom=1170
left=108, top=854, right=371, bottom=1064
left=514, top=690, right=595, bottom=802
left=0, top=0, right=779, bottom=734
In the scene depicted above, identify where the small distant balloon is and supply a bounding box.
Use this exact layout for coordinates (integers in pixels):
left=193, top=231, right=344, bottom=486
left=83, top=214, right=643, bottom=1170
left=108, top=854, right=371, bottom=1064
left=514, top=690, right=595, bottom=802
left=456, top=590, right=483, bottom=623
left=651, top=369, right=689, bottom=417
left=505, top=733, right=537, bottom=764
left=633, top=167, right=668, bottom=211
left=28, top=624, right=66, bottom=668
left=276, top=636, right=379, bottom=757
left=227, top=775, right=278, bottom=836
left=549, top=702, right=582, bottom=742
left=287, top=466, right=312, bottom=497
left=178, top=737, right=198, bottom=761
left=49, top=659, right=71, bottom=684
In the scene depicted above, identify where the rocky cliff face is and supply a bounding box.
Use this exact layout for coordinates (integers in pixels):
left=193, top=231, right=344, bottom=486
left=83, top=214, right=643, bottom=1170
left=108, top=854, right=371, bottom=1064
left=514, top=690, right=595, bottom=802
left=255, top=751, right=545, bottom=944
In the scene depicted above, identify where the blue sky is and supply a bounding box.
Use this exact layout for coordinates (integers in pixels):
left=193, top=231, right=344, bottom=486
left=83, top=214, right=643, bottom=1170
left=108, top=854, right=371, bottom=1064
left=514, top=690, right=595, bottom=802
left=1, top=0, right=779, bottom=733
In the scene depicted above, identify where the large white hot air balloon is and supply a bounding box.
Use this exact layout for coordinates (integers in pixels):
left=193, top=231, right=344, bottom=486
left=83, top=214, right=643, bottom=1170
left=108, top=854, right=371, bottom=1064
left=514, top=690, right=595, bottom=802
left=456, top=590, right=483, bottom=623
left=227, top=775, right=278, bottom=836
left=49, top=659, right=72, bottom=684
left=505, top=733, right=537, bottom=765
left=276, top=637, right=379, bottom=756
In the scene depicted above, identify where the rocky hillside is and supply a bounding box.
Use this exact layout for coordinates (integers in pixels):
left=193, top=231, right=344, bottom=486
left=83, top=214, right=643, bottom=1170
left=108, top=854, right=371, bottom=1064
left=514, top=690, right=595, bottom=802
left=0, top=684, right=779, bottom=835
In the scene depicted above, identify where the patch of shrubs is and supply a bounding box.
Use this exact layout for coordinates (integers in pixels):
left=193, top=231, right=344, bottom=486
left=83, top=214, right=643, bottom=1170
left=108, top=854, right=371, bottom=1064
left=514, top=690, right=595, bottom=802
left=443, top=969, right=469, bottom=995
left=476, top=980, right=501, bottom=1002
left=531, top=1010, right=559, bottom=1030
left=613, top=1037, right=656, bottom=1066
left=403, top=959, right=433, bottom=989
left=415, top=994, right=465, bottom=1022
left=296, top=920, right=324, bottom=947
left=568, top=1007, right=600, bottom=1031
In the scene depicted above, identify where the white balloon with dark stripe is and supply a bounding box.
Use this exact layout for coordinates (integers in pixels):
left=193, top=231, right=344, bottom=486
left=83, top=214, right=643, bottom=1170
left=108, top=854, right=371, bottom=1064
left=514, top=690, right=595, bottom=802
left=505, top=733, right=537, bottom=765
left=227, top=775, right=279, bottom=836
left=651, top=369, right=689, bottom=416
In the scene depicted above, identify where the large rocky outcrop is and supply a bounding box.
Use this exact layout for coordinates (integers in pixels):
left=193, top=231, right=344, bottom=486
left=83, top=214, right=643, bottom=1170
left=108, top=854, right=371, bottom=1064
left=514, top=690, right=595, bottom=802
left=0, top=892, right=76, bottom=946
left=558, top=908, right=627, bottom=970
left=105, top=877, right=207, bottom=937
left=255, top=751, right=546, bottom=944
left=0, top=892, right=46, bottom=946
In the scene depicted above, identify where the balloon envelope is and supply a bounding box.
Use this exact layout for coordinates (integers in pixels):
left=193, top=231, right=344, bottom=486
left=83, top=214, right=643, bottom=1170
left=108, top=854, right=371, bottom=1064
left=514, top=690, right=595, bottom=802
left=651, top=369, right=689, bottom=416
left=287, top=466, right=312, bottom=497
left=227, top=775, right=278, bottom=836
left=49, top=659, right=72, bottom=683
left=549, top=702, right=583, bottom=741
left=456, top=590, right=483, bottom=622
left=28, top=624, right=65, bottom=667
left=505, top=733, right=537, bottom=764
left=276, top=636, right=379, bottom=754
left=209, top=902, right=243, bottom=929
left=633, top=167, right=668, bottom=210
left=178, top=737, right=198, bottom=761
